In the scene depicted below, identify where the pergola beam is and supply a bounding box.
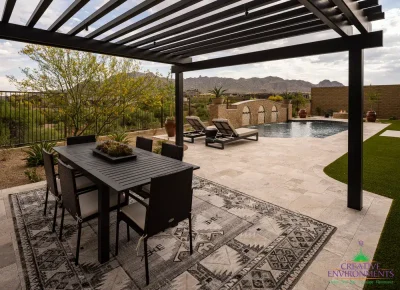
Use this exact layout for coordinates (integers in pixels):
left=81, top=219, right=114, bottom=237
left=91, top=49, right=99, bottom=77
left=298, top=0, right=353, bottom=37
left=68, top=0, right=127, bottom=35
left=0, top=22, right=191, bottom=65
left=358, top=0, right=378, bottom=10
left=150, top=6, right=311, bottom=52
left=331, top=0, right=371, bottom=34
left=117, top=0, right=242, bottom=45
left=26, top=0, right=53, bottom=27
left=48, top=0, right=89, bottom=32
left=138, top=0, right=301, bottom=50
left=103, top=0, right=203, bottom=42
left=86, top=0, right=164, bottom=39
left=172, top=30, right=383, bottom=73
left=1, top=0, right=16, bottom=23
left=177, top=22, right=328, bottom=58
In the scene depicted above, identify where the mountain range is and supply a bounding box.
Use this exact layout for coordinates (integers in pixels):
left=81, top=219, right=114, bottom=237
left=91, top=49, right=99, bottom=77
left=182, top=76, right=344, bottom=94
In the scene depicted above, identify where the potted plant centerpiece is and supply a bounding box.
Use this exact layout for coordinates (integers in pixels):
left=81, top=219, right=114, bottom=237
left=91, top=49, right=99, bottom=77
left=165, top=116, right=176, bottom=137
left=366, top=86, right=380, bottom=122
left=209, top=86, right=227, bottom=105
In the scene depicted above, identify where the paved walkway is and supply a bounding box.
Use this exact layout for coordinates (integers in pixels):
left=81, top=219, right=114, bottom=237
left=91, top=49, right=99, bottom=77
left=0, top=122, right=392, bottom=290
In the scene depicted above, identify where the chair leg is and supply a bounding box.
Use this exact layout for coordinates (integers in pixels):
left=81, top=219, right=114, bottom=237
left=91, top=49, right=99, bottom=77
left=59, top=206, right=65, bottom=240
left=115, top=220, right=120, bottom=256
left=127, top=223, right=130, bottom=242
left=144, top=238, right=149, bottom=285
left=188, top=215, right=193, bottom=255
left=75, top=223, right=82, bottom=265
left=52, top=200, right=58, bottom=233
left=43, top=186, right=49, bottom=216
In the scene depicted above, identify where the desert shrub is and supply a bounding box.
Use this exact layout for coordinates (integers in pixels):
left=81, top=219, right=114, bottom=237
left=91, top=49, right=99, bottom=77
left=24, top=141, right=57, bottom=167
left=111, top=131, right=130, bottom=144
left=268, top=96, right=284, bottom=102
left=152, top=140, right=168, bottom=155
left=24, top=168, right=43, bottom=183
left=389, top=116, right=398, bottom=120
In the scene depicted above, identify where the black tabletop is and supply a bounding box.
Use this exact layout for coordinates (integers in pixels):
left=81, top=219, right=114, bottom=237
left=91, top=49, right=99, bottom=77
left=54, top=142, right=199, bottom=193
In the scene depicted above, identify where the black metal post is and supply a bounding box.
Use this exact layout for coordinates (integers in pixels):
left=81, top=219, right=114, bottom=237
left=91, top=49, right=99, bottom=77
left=188, top=96, right=191, bottom=116
left=348, top=48, right=364, bottom=210
left=175, top=72, right=184, bottom=146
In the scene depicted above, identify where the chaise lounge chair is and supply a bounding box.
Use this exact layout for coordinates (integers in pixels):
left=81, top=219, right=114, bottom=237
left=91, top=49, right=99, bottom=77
left=206, top=118, right=259, bottom=150
left=184, top=116, right=208, bottom=143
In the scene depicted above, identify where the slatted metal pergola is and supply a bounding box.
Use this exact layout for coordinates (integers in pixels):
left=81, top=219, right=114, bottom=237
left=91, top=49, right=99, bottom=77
left=0, top=0, right=385, bottom=212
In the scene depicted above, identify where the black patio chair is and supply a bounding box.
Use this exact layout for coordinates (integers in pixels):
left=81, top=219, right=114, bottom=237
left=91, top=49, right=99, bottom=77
left=42, top=149, right=94, bottom=232
left=115, top=167, right=194, bottom=285
left=67, top=135, right=96, bottom=145
left=136, top=136, right=153, bottom=152
left=57, top=159, right=125, bottom=265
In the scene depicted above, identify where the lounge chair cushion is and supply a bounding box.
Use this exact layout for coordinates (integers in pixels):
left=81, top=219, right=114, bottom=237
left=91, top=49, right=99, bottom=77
left=79, top=190, right=125, bottom=219
left=56, top=176, right=94, bottom=195
left=212, top=118, right=239, bottom=136
left=235, top=128, right=258, bottom=137
left=120, top=199, right=149, bottom=230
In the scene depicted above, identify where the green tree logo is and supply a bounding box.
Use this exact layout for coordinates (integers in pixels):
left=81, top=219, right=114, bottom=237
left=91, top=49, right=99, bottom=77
left=353, top=240, right=370, bottom=262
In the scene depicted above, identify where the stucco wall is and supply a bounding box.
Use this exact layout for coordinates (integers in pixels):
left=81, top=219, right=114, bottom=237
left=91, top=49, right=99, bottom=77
left=311, top=85, right=400, bottom=119
left=208, top=99, right=289, bottom=128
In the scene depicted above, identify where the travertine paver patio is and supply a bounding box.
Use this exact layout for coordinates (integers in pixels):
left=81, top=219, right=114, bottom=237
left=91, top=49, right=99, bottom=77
left=0, top=122, right=392, bottom=290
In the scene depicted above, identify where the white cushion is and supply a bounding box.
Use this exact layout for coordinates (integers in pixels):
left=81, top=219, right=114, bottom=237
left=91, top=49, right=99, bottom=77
left=235, top=128, right=258, bottom=137
left=79, top=190, right=125, bottom=219
left=56, top=176, right=94, bottom=194
left=121, top=199, right=149, bottom=230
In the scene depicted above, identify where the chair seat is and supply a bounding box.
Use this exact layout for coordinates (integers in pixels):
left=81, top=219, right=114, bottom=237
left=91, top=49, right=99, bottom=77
left=120, top=199, right=149, bottom=230
left=79, top=190, right=125, bottom=219
left=56, top=176, right=94, bottom=194
left=235, top=128, right=258, bottom=137
left=141, top=184, right=151, bottom=194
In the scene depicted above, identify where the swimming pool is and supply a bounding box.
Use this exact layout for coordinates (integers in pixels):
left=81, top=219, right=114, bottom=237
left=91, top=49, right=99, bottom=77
left=249, top=121, right=348, bottom=138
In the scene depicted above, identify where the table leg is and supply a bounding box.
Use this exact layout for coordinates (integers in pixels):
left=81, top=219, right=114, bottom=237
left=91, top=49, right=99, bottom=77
left=98, top=183, right=110, bottom=263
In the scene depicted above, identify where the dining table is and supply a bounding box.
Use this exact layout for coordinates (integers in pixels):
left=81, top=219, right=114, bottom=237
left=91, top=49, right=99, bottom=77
left=53, top=142, right=200, bottom=264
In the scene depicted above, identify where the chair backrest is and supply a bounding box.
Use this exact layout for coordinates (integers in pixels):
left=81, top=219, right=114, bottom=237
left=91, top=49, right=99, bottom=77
left=161, top=142, right=183, bottom=161
left=42, top=149, right=59, bottom=197
left=212, top=118, right=239, bottom=137
left=146, top=167, right=193, bottom=237
left=67, top=135, right=96, bottom=145
left=186, top=116, right=207, bottom=132
left=58, top=159, right=81, bottom=220
left=136, top=136, right=153, bottom=152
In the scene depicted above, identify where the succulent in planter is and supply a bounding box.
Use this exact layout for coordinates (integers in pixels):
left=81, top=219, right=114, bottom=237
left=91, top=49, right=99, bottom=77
left=209, top=86, right=227, bottom=105
left=96, top=141, right=133, bottom=157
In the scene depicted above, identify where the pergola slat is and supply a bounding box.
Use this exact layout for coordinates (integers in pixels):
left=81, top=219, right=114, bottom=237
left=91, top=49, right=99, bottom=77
left=0, top=22, right=191, bottom=64
left=298, top=0, right=353, bottom=37
left=116, top=0, right=242, bottom=45
left=172, top=30, right=383, bottom=73
left=103, top=0, right=204, bottom=42
left=368, top=12, right=384, bottom=21
left=68, top=0, right=127, bottom=35
left=331, top=0, right=371, bottom=34
left=26, top=0, right=53, bottom=27
left=86, top=0, right=164, bottom=39
left=362, top=6, right=382, bottom=17
left=358, top=0, right=378, bottom=10
left=48, top=0, right=90, bottom=32
left=163, top=14, right=320, bottom=55
left=177, top=21, right=328, bottom=58
left=151, top=7, right=312, bottom=53
left=137, top=0, right=301, bottom=50
left=1, top=0, right=17, bottom=23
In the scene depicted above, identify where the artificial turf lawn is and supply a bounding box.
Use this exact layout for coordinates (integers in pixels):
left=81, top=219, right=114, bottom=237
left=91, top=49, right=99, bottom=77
left=324, top=120, right=400, bottom=290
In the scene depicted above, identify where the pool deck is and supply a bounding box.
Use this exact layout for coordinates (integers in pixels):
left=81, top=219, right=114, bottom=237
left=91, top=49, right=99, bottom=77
left=0, top=122, right=392, bottom=290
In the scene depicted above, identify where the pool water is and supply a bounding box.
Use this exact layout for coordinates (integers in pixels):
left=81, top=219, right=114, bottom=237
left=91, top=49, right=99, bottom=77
left=249, top=121, right=348, bottom=138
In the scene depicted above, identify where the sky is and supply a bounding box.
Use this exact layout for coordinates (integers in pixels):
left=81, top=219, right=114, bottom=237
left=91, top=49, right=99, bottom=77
left=0, top=0, right=399, bottom=90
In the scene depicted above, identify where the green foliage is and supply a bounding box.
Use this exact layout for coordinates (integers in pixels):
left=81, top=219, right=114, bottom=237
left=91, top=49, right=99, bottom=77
left=111, top=131, right=130, bottom=144
left=208, top=86, right=227, bottom=98
left=389, top=116, right=398, bottom=120
left=268, top=95, right=284, bottom=102
left=281, top=91, right=293, bottom=100
left=324, top=121, right=400, bottom=290
left=152, top=140, right=168, bottom=155
left=366, top=85, right=381, bottom=111
left=316, top=107, right=322, bottom=116
left=24, top=168, right=43, bottom=183
left=96, top=141, right=133, bottom=157
left=24, top=141, right=56, bottom=167
left=291, top=92, right=307, bottom=112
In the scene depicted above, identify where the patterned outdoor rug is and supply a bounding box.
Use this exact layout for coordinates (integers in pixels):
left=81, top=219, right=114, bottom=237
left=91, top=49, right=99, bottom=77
left=9, top=176, right=335, bottom=290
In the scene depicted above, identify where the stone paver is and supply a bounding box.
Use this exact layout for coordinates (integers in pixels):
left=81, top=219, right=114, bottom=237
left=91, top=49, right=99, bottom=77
left=0, top=122, right=392, bottom=289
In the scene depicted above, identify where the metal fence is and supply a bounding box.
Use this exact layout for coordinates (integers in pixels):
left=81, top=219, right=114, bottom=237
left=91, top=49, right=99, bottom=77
left=0, top=91, right=162, bottom=147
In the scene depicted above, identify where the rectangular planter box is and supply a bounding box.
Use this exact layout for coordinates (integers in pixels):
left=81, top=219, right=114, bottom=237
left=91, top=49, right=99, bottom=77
left=92, top=148, right=137, bottom=163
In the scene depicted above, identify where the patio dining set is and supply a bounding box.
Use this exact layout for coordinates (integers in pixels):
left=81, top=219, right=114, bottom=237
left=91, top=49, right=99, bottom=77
left=42, top=135, right=199, bottom=285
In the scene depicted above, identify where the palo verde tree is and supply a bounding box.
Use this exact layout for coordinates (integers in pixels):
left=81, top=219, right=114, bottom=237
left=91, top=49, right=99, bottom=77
left=8, top=45, right=164, bottom=136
